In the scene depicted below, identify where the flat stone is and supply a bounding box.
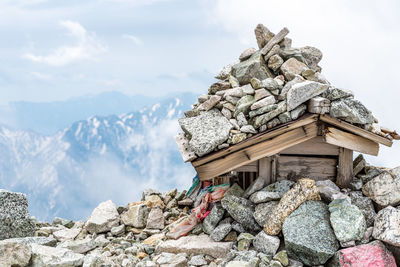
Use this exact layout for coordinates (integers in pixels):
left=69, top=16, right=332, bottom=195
left=85, top=200, right=120, bottom=234
left=210, top=222, right=232, bottom=242
left=221, top=107, right=232, bottom=119
left=215, top=61, right=239, bottom=80
left=283, top=200, right=339, bottom=266
left=110, top=224, right=125, bottom=236
left=278, top=75, right=305, bottom=100
left=274, top=251, right=289, bottom=267
left=251, top=96, right=276, bottom=110
left=30, top=244, right=84, bottom=266
left=232, top=51, right=272, bottom=85
left=251, top=77, right=280, bottom=90
left=329, top=199, right=366, bottom=242
left=261, top=180, right=294, bottom=197
left=203, top=203, right=225, bottom=235
left=241, top=83, right=255, bottom=95
left=226, top=96, right=240, bottom=105
left=329, top=240, right=396, bottom=267
left=146, top=207, right=164, bottom=230
left=250, top=191, right=281, bottom=204
left=197, top=95, right=221, bottom=111
left=58, top=237, right=97, bottom=254
left=142, top=232, right=165, bottom=246
left=0, top=240, right=31, bottom=267
left=231, top=133, right=247, bottom=144
left=253, top=231, right=280, bottom=255
left=260, top=27, right=289, bottom=55
left=121, top=202, right=150, bottom=228
left=267, top=118, right=280, bottom=129
left=316, top=179, right=341, bottom=202
left=372, top=206, right=400, bottom=247
left=362, top=171, right=400, bottom=207
left=229, top=74, right=240, bottom=88
left=248, top=104, right=278, bottom=118
left=253, top=201, right=278, bottom=227
left=188, top=254, right=208, bottom=266
left=240, top=125, right=257, bottom=134
left=239, top=47, right=257, bottom=61
left=253, top=101, right=287, bottom=129
left=286, top=81, right=329, bottom=111
left=0, top=189, right=35, bottom=240
left=349, top=191, right=377, bottom=227
left=221, top=195, right=261, bottom=233
left=278, top=111, right=291, bottom=124
left=254, top=24, right=275, bottom=49
left=268, top=54, right=284, bottom=72
left=208, top=81, right=231, bottom=95
left=155, top=235, right=233, bottom=259
left=254, top=88, right=271, bottom=101
left=330, top=98, right=374, bottom=124
left=243, top=176, right=266, bottom=198
left=234, top=95, right=255, bottom=117
left=224, top=183, right=244, bottom=198
left=264, top=178, right=320, bottom=235
left=236, top=112, right=248, bottom=127
left=280, top=58, right=309, bottom=81
left=0, top=236, right=57, bottom=247
left=179, top=109, right=232, bottom=157
left=221, top=87, right=243, bottom=98
left=353, top=154, right=366, bottom=176
left=53, top=228, right=81, bottom=242
left=322, top=87, right=354, bottom=101
left=280, top=46, right=323, bottom=71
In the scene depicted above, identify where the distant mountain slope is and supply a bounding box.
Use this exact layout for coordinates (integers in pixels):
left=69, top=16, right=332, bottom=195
left=0, top=93, right=197, bottom=220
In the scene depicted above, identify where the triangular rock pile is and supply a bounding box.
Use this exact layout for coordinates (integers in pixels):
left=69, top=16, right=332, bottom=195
left=178, top=24, right=399, bottom=160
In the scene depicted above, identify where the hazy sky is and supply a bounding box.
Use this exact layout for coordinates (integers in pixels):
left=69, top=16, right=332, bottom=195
left=0, top=0, right=399, bottom=166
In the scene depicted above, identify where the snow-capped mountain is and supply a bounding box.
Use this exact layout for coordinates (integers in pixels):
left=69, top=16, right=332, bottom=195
left=0, top=93, right=197, bottom=221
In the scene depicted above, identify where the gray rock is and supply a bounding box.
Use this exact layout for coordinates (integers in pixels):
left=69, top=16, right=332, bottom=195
left=242, top=83, right=255, bottom=95
left=282, top=200, right=339, bottom=266
left=290, top=104, right=307, bottom=120
left=110, top=224, right=125, bottom=236
left=240, top=125, right=257, bottom=134
left=251, top=77, right=280, bottom=91
left=188, top=254, right=207, bottom=266
left=0, top=189, right=35, bottom=240
left=280, top=58, right=309, bottom=81
left=315, top=180, right=341, bottom=202
left=328, top=199, right=366, bottom=242
left=146, top=207, right=164, bottom=230
left=85, top=200, right=120, bottom=234
left=280, top=46, right=322, bottom=71
left=197, top=95, right=221, bottom=111
left=261, top=180, right=294, bottom=197
left=232, top=221, right=246, bottom=233
left=231, top=51, right=272, bottom=85
left=248, top=104, right=278, bottom=118
left=231, top=133, right=247, bottom=144
left=210, top=222, right=232, bottom=242
left=229, top=74, right=240, bottom=88
left=30, top=243, right=84, bottom=266
left=349, top=191, right=377, bottom=227
left=278, top=75, right=305, bottom=100
left=225, top=183, right=244, bottom=198
left=215, top=61, right=239, bottom=80
left=179, top=109, right=232, bottom=157
left=0, top=236, right=57, bottom=247
left=58, top=237, right=97, bottom=254
left=53, top=228, right=81, bottom=242
left=254, top=88, right=272, bottom=101
left=221, top=107, right=232, bottom=119
left=254, top=24, right=275, bottom=49
left=260, top=27, right=289, bottom=55
left=221, top=195, right=261, bottom=233
left=372, top=206, right=400, bottom=247
left=0, top=240, right=31, bottom=267
left=278, top=111, right=291, bottom=124
left=251, top=96, right=276, bottom=110
left=236, top=112, right=248, bottom=127
left=330, top=98, right=374, bottom=124
left=322, top=87, right=354, bottom=101
left=253, top=231, right=280, bottom=255
left=253, top=101, right=287, bottom=129
left=243, top=176, right=266, bottom=198
left=234, top=95, right=256, bottom=117
left=253, top=201, right=278, bottom=227
left=222, top=87, right=243, bottom=98
left=237, top=233, right=254, bottom=251
left=268, top=54, right=284, bottom=72
left=362, top=171, right=400, bottom=207
left=121, top=202, right=150, bottom=228
left=208, top=81, right=231, bottom=95
left=250, top=191, right=281, bottom=204
left=286, top=81, right=329, bottom=111
left=239, top=48, right=257, bottom=61
left=358, top=165, right=387, bottom=184
left=353, top=154, right=366, bottom=176
left=203, top=203, right=225, bottom=234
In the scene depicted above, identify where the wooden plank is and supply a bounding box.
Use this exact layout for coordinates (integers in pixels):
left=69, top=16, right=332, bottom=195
left=337, top=148, right=353, bottom=188
left=324, top=127, right=379, bottom=156
left=195, top=123, right=318, bottom=181
left=258, top=157, right=272, bottom=186
left=320, top=114, right=392, bottom=147
left=276, top=155, right=337, bottom=181
left=271, top=155, right=279, bottom=183
left=280, top=136, right=339, bottom=156
left=234, top=161, right=258, bottom=172
left=191, top=114, right=319, bottom=167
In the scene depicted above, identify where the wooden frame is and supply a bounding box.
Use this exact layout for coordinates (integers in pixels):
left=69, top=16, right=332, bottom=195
left=337, top=148, right=353, bottom=188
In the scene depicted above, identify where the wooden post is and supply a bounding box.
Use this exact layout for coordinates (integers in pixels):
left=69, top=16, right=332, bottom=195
left=258, top=157, right=272, bottom=186
left=337, top=148, right=353, bottom=188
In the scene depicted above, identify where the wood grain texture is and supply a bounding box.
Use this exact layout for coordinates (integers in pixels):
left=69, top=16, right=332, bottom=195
left=320, top=114, right=392, bottom=147
left=280, top=136, right=339, bottom=156
left=337, top=148, right=353, bottom=188
left=258, top=157, right=272, bottom=186
left=324, top=127, right=379, bottom=156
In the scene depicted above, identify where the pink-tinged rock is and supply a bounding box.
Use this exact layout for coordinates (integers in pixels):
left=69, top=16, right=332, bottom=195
left=334, top=240, right=396, bottom=267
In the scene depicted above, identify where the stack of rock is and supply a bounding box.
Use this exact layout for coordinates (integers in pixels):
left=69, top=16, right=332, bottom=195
left=1, top=155, right=399, bottom=266
left=178, top=24, right=399, bottom=160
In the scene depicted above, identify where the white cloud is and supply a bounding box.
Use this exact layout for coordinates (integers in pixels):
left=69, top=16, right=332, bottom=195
left=122, top=34, right=143, bottom=45
left=23, top=20, right=107, bottom=66
left=31, top=71, right=52, bottom=81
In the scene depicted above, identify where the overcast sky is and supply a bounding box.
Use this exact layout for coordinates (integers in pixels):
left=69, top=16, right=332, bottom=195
left=0, top=0, right=399, bottom=166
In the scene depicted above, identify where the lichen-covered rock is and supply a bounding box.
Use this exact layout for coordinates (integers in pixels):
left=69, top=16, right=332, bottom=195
left=264, top=178, right=320, bottom=235
left=85, top=200, right=120, bottom=234
left=253, top=231, right=280, bottom=256
left=261, top=180, right=294, bottom=197
left=239, top=48, right=257, bottom=61
left=328, top=199, right=366, bottom=242
left=221, top=195, right=261, bottom=233
left=0, top=240, right=31, bottom=267
left=249, top=191, right=281, bottom=204
left=231, top=51, right=272, bottom=85
left=203, top=203, right=225, bottom=235
left=253, top=201, right=278, bottom=227
left=286, top=81, right=329, bottom=111
left=330, top=98, right=374, bottom=124
left=120, top=202, right=149, bottom=229
left=316, top=179, right=341, bottom=202
left=329, top=240, right=396, bottom=267
left=234, top=95, right=256, bottom=117
left=178, top=109, right=232, bottom=157
left=280, top=46, right=323, bottom=71
left=224, top=183, right=244, bottom=198
left=0, top=189, right=35, bottom=240
left=210, top=222, right=232, bottom=242
left=254, top=24, right=274, bottom=49
left=322, top=87, right=353, bottom=101
left=280, top=58, right=309, bottom=81
left=243, top=176, right=266, bottom=198
left=253, top=101, right=287, bottom=129
left=30, top=244, right=84, bottom=266
left=283, top=200, right=339, bottom=266
left=372, top=206, right=400, bottom=247
left=215, top=61, right=239, bottom=80
left=349, top=191, right=377, bottom=227
left=362, top=172, right=400, bottom=207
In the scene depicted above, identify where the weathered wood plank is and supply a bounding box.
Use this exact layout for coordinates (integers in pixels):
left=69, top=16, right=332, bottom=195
left=195, top=123, right=318, bottom=181
left=276, top=155, right=337, bottom=181
left=191, top=114, right=319, bottom=167
left=258, top=157, right=272, bottom=186
left=320, top=114, right=392, bottom=147
left=337, top=148, right=353, bottom=188
left=324, top=127, right=379, bottom=156
left=174, top=133, right=197, bottom=162
left=234, top=161, right=258, bottom=172
left=280, top=136, right=339, bottom=156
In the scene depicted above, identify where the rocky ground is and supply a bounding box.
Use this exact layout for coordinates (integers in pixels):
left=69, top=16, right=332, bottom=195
left=1, top=155, right=400, bottom=266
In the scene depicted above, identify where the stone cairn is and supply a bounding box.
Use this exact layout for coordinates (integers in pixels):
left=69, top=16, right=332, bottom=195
left=1, top=24, right=400, bottom=267
left=178, top=24, right=399, bottom=160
